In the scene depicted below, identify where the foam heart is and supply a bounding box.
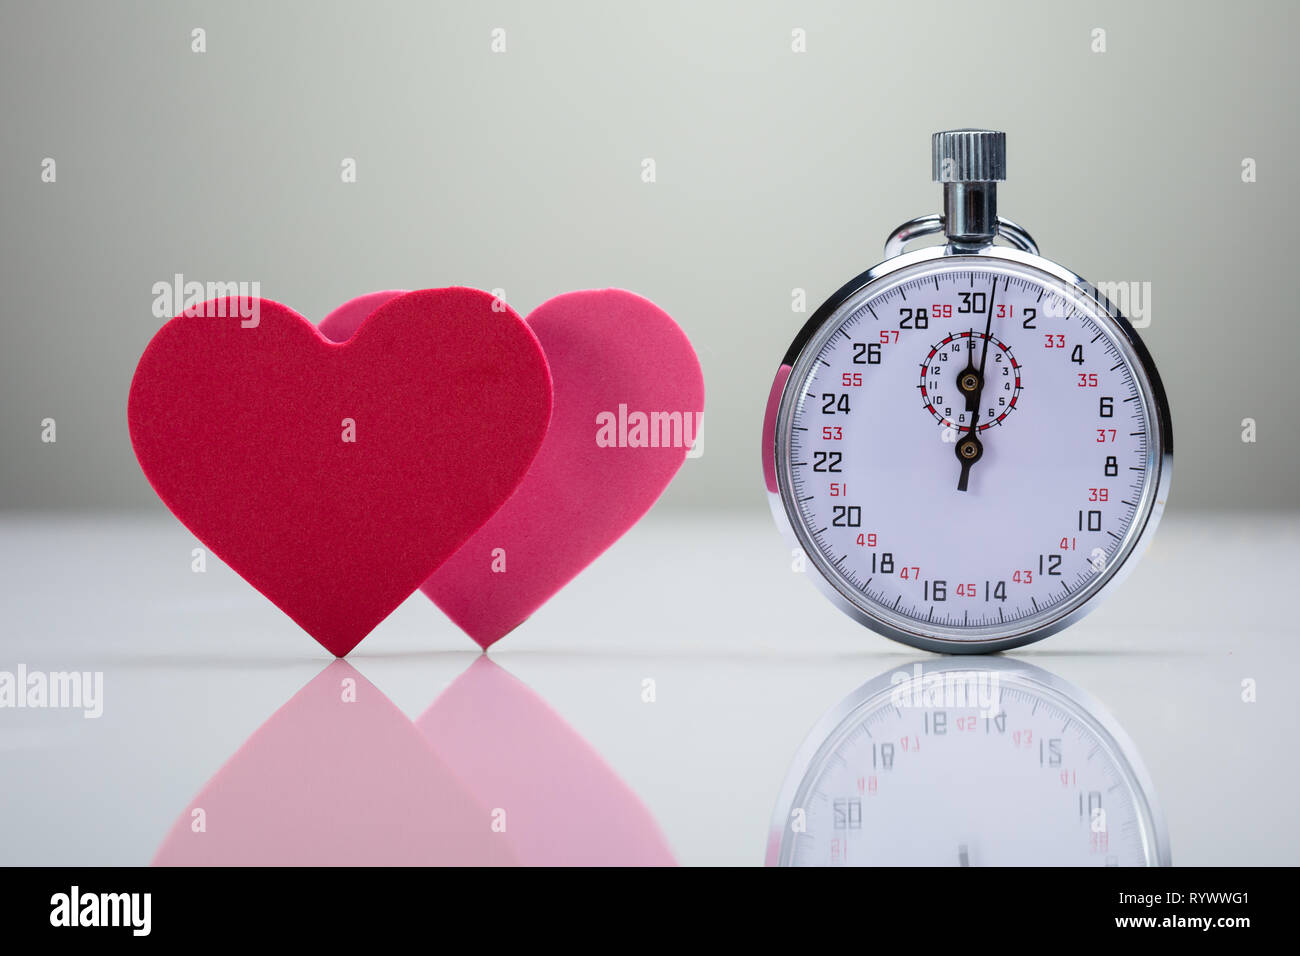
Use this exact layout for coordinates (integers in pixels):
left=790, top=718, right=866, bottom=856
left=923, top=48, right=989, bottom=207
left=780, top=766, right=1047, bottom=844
left=320, top=289, right=705, bottom=647
left=153, top=662, right=517, bottom=865
left=129, top=289, right=552, bottom=656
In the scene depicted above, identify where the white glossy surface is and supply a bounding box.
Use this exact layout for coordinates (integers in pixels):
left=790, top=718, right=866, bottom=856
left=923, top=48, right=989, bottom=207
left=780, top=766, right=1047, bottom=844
left=0, top=508, right=1296, bottom=865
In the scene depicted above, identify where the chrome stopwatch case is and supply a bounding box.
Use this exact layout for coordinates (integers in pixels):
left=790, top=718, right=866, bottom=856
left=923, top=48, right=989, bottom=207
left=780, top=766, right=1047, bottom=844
left=767, top=658, right=1171, bottom=866
left=761, top=130, right=1172, bottom=653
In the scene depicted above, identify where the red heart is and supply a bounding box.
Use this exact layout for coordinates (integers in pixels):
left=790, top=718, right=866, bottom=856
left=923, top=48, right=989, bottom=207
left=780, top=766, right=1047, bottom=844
left=128, top=289, right=552, bottom=656
left=320, top=289, right=704, bottom=647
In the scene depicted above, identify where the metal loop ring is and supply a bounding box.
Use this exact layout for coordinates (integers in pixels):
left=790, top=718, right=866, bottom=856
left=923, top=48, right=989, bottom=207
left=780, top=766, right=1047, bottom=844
left=884, top=214, right=1039, bottom=258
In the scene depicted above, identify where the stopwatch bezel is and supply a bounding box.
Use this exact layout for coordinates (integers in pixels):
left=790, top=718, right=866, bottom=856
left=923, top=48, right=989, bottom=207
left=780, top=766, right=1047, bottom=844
left=768, top=244, right=1173, bottom=653
left=766, top=657, right=1172, bottom=867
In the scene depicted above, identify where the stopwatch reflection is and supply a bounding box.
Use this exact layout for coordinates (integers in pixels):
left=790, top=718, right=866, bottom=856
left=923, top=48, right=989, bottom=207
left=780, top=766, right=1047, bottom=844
left=768, top=658, right=1170, bottom=866
left=153, top=657, right=675, bottom=866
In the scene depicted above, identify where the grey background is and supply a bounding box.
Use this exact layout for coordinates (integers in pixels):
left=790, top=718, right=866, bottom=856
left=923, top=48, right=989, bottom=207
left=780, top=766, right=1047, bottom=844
left=1, top=0, right=1297, bottom=513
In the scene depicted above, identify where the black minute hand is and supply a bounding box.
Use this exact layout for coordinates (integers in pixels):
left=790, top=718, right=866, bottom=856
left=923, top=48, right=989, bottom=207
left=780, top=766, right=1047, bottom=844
left=955, top=278, right=997, bottom=492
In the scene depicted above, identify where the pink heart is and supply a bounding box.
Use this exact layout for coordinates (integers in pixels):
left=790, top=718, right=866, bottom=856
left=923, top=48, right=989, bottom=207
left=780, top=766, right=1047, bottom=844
left=321, top=289, right=704, bottom=648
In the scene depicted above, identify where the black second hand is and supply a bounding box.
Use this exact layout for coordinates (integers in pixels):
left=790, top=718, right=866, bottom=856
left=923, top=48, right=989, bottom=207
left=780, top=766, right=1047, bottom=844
left=956, top=277, right=998, bottom=492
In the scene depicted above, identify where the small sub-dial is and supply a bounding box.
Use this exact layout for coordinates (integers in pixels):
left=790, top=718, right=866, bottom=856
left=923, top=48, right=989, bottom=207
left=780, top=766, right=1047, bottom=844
left=919, top=331, right=1022, bottom=432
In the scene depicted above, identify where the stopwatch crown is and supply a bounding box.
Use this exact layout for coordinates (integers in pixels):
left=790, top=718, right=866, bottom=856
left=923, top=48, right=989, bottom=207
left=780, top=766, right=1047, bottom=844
left=932, top=129, right=1006, bottom=183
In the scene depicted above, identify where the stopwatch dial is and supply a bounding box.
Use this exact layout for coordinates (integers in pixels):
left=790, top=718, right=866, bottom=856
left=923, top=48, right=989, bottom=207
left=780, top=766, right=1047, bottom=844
left=773, top=662, right=1167, bottom=866
left=919, top=331, right=1022, bottom=433
left=778, top=258, right=1164, bottom=647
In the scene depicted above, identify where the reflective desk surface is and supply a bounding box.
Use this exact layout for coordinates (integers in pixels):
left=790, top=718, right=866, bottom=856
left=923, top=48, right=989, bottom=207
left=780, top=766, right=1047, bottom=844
left=1, top=509, right=1295, bottom=865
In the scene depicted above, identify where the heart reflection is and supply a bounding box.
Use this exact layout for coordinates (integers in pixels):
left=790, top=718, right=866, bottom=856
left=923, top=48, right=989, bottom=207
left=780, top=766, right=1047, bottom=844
left=155, top=657, right=675, bottom=866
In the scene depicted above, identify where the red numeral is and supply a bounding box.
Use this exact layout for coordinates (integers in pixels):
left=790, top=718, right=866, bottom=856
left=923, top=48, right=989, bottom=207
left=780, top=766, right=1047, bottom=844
left=841, top=372, right=863, bottom=387
left=880, top=330, right=900, bottom=344
left=854, top=533, right=879, bottom=547
left=1088, top=488, right=1109, bottom=502
left=899, top=566, right=920, bottom=580
left=931, top=304, right=953, bottom=318
left=1045, top=334, right=1066, bottom=348
left=1096, top=429, right=1116, bottom=442
left=1012, top=570, right=1033, bottom=584
left=822, top=426, right=843, bottom=440
left=829, top=482, right=845, bottom=497
left=1077, top=373, right=1098, bottom=387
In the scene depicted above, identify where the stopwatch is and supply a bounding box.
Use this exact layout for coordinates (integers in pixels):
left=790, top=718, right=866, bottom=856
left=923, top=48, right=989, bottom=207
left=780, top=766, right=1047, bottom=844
left=767, top=658, right=1171, bottom=866
left=762, top=129, right=1172, bottom=653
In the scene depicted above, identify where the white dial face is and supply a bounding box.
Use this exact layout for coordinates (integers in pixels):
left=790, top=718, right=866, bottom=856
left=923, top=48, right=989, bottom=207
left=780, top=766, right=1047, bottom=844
left=778, top=255, right=1165, bottom=648
left=775, top=664, right=1165, bottom=866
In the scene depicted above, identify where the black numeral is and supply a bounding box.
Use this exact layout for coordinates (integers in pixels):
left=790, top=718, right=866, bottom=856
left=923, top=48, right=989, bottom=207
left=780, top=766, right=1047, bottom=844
left=822, top=392, right=850, bottom=414
left=832, top=505, right=862, bottom=527
left=852, top=342, right=882, bottom=365
left=812, top=451, right=842, bottom=472
left=899, top=307, right=929, bottom=329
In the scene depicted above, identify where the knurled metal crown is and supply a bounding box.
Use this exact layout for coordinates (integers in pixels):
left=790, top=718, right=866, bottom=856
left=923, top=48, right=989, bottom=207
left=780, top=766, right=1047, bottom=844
left=932, top=129, right=1006, bottom=183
